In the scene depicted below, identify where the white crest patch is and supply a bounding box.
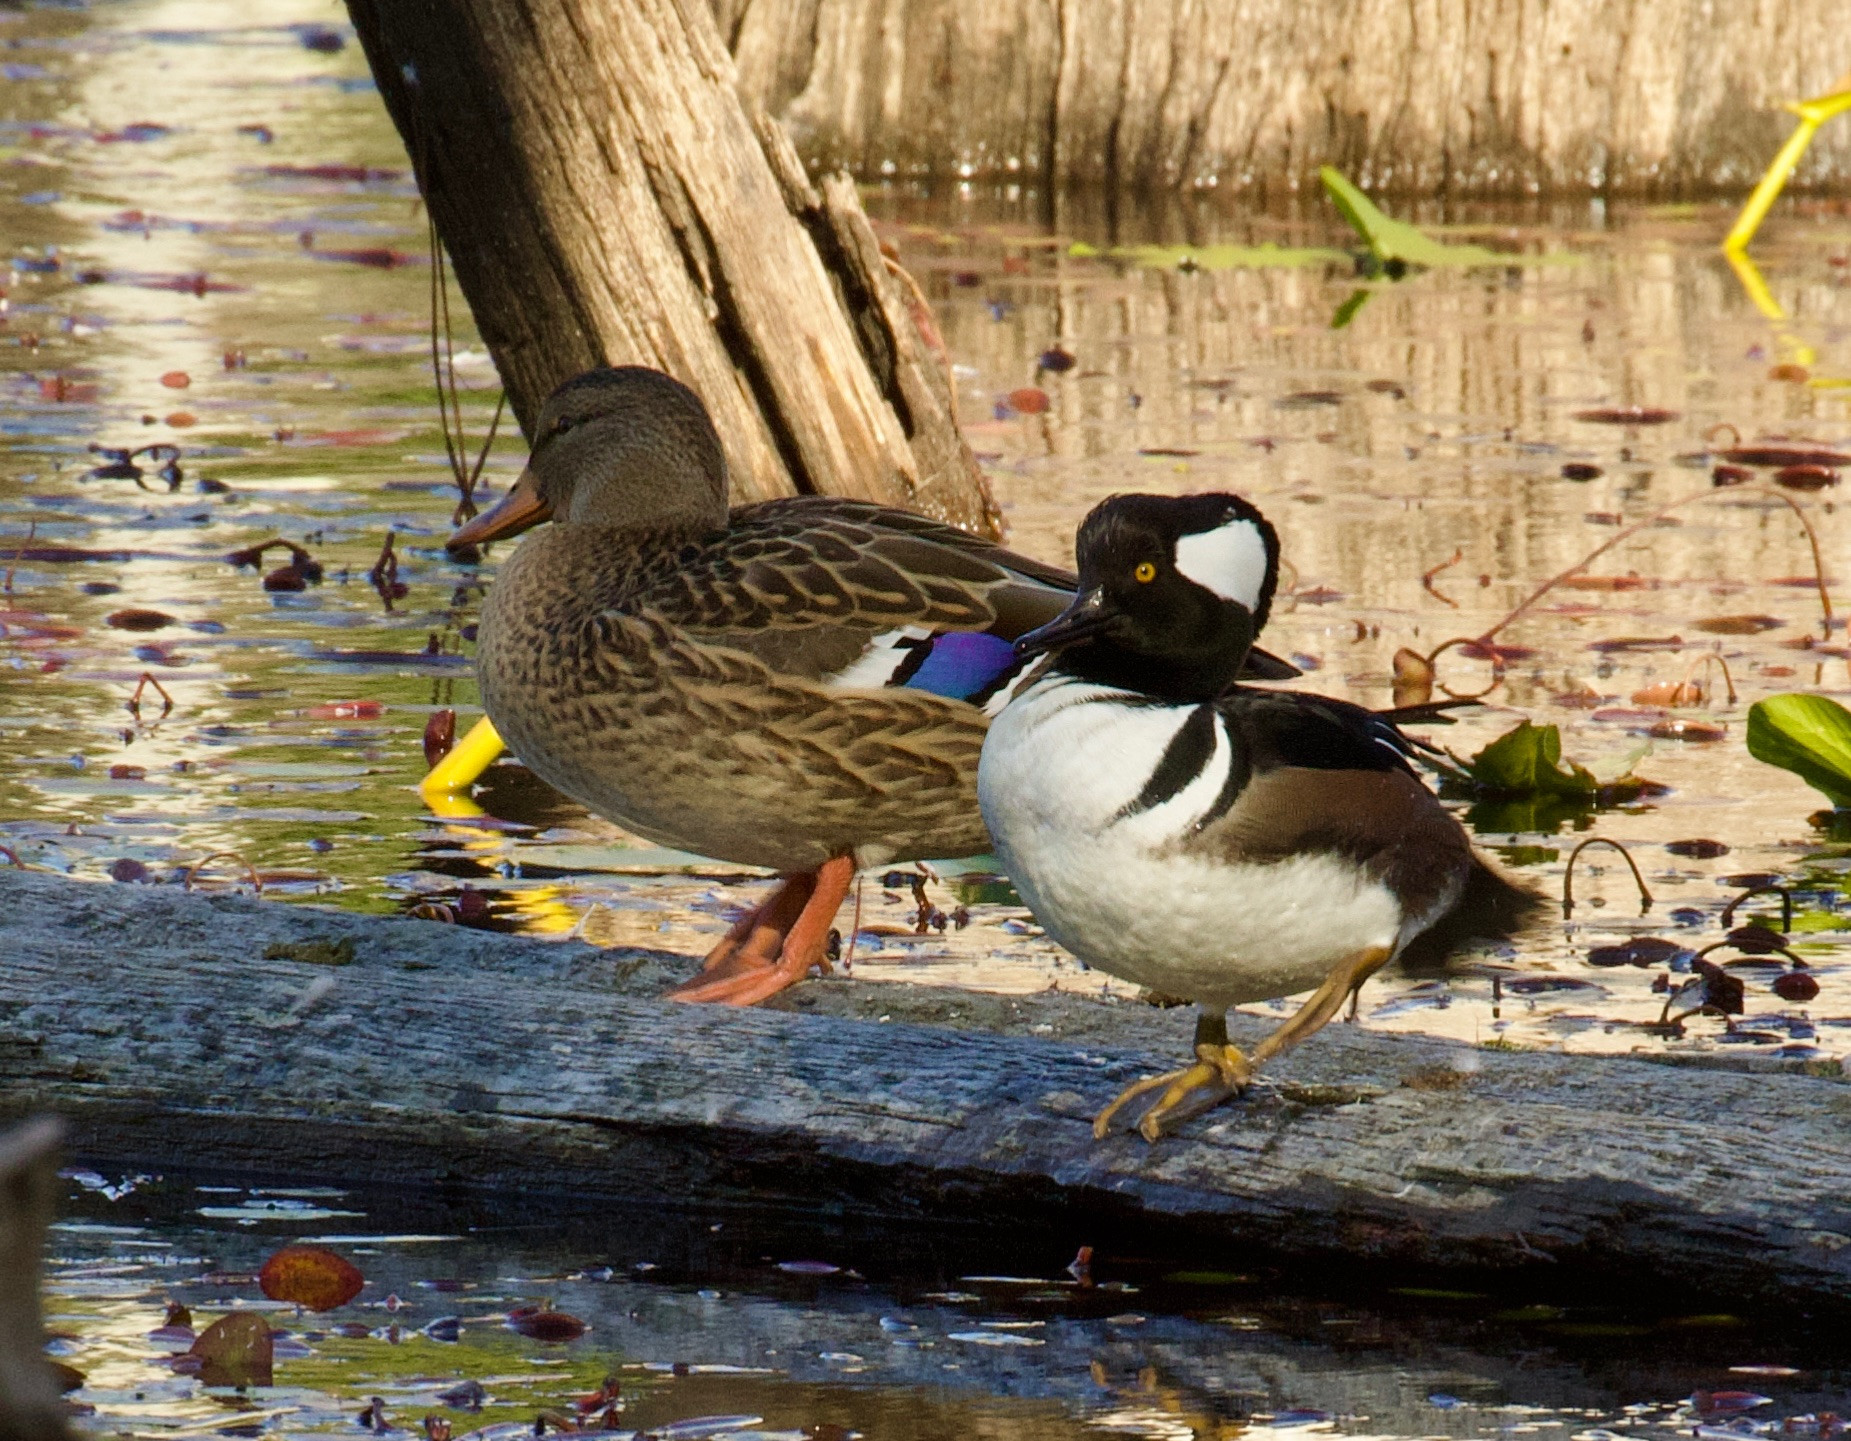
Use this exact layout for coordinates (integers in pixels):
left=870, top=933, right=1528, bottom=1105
left=1172, top=518, right=1270, bottom=610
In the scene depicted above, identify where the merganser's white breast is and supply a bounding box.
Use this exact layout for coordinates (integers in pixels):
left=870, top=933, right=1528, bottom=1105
left=977, top=671, right=1408, bottom=1007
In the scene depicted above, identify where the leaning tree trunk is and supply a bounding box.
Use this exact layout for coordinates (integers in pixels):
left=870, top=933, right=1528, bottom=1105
left=0, top=1118, right=68, bottom=1441
left=344, top=0, right=999, bottom=535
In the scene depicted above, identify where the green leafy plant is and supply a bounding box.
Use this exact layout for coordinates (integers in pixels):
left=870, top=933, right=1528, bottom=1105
left=1318, top=167, right=1515, bottom=269
left=1746, top=694, right=1851, bottom=807
left=1431, top=720, right=1661, bottom=833
left=1455, top=720, right=1601, bottom=798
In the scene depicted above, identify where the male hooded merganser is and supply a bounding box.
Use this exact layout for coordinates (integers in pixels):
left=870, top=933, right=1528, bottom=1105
left=977, top=491, right=1535, bottom=1141
left=447, top=368, right=1302, bottom=1006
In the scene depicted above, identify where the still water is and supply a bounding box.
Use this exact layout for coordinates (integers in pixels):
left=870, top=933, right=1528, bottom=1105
left=8, top=1, right=1851, bottom=1059
left=9, top=0, right=1851, bottom=1434
left=41, top=1170, right=1851, bottom=1440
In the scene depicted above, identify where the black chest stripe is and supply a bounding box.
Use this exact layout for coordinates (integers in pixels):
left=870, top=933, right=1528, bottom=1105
left=1190, top=715, right=1252, bottom=833
left=1116, top=704, right=1218, bottom=821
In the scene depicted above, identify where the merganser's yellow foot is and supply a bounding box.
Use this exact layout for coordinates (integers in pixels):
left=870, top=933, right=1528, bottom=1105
left=1094, top=945, right=1396, bottom=1142
left=1094, top=1012, right=1253, bottom=1140
left=667, top=855, right=855, bottom=1006
left=1246, top=944, right=1394, bottom=1068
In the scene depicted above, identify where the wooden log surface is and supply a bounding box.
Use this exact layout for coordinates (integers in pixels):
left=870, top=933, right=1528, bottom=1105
left=718, top=0, right=1851, bottom=197
left=5, top=868, right=1851, bottom=1305
left=0, top=1117, right=71, bottom=1441
left=343, top=0, right=998, bottom=534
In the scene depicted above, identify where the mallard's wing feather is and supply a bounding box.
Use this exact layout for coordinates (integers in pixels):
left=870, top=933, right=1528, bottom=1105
left=621, top=497, right=1071, bottom=705
left=624, top=497, right=1294, bottom=703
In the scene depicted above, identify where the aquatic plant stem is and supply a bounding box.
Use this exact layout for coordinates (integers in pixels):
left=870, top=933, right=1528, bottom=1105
left=1424, top=483, right=1835, bottom=698
left=1561, top=837, right=1652, bottom=918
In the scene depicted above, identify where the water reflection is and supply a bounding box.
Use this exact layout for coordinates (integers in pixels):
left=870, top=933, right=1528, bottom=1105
left=4, top=0, right=1851, bottom=1063
left=40, top=1174, right=1851, bottom=1440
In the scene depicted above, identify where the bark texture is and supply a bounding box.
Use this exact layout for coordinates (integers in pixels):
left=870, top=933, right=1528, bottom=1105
left=7, top=869, right=1851, bottom=1304
left=0, top=1118, right=69, bottom=1441
left=719, top=0, right=1851, bottom=195
left=343, top=0, right=997, bottom=533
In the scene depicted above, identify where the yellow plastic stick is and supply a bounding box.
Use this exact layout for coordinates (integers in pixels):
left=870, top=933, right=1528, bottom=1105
left=1723, top=84, right=1851, bottom=254
left=420, top=715, right=505, bottom=796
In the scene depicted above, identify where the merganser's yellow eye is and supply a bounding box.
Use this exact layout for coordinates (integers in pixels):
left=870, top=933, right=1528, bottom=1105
left=1133, top=561, right=1157, bottom=583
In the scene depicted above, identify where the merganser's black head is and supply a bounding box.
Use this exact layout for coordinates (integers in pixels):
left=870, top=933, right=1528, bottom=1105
left=1016, top=492, right=1280, bottom=700
left=447, top=366, right=728, bottom=551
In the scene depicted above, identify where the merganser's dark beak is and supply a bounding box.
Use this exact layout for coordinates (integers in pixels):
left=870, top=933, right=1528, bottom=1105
left=1015, top=588, right=1120, bottom=656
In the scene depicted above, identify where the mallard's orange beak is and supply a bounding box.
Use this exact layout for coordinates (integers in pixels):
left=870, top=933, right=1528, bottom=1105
left=447, top=468, right=550, bottom=551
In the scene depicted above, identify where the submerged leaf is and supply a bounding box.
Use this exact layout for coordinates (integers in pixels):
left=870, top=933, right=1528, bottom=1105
left=259, top=1244, right=364, bottom=1310
left=186, top=1311, right=273, bottom=1387
left=507, top=1307, right=587, bottom=1342
left=1746, top=694, right=1851, bottom=808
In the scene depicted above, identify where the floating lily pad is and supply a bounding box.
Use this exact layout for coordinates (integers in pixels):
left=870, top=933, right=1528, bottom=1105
left=1078, top=240, right=1346, bottom=271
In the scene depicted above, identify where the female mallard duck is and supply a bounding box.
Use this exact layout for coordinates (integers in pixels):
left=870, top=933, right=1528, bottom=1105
left=448, top=366, right=1300, bottom=1005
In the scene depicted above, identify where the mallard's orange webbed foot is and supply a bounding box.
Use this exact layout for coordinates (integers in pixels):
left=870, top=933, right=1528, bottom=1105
left=667, top=855, right=855, bottom=1006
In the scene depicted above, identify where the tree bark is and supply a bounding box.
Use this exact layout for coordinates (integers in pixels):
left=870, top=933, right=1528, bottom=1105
left=725, top=0, right=1851, bottom=198
left=0, top=1118, right=69, bottom=1441
left=8, top=868, right=1851, bottom=1306
left=343, top=0, right=999, bottom=534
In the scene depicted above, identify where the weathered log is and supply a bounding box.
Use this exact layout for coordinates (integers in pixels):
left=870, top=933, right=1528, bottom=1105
left=0, top=1117, right=69, bottom=1441
left=721, top=0, right=1851, bottom=197
left=6, top=869, right=1851, bottom=1304
left=343, top=0, right=998, bottom=533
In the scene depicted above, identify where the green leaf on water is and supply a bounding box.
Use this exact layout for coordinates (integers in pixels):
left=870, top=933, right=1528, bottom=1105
left=1097, top=242, right=1349, bottom=271
left=1318, top=167, right=1525, bottom=269
left=1461, top=720, right=1600, bottom=798
left=1436, top=720, right=1660, bottom=833
left=1746, top=693, right=1851, bottom=808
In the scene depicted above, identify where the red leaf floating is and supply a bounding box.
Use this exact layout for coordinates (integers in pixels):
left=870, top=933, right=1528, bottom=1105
left=1693, top=614, right=1783, bottom=635
left=160, top=371, right=191, bottom=389
left=1720, top=446, right=1851, bottom=468
left=1648, top=718, right=1726, bottom=742
left=1455, top=640, right=1535, bottom=662
left=507, top=1307, right=587, bottom=1342
left=423, top=709, right=457, bottom=767
left=186, top=1311, right=273, bottom=1387
left=1007, top=387, right=1050, bottom=415
left=106, top=608, right=176, bottom=631
left=1774, top=464, right=1838, bottom=491
left=259, top=1245, right=365, bottom=1312
left=1773, top=971, right=1820, bottom=1002
left=1572, top=406, right=1678, bottom=425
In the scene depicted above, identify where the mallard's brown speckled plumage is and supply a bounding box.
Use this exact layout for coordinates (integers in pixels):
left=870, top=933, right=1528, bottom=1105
left=477, top=494, right=1074, bottom=871
left=448, top=367, right=1300, bottom=1003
